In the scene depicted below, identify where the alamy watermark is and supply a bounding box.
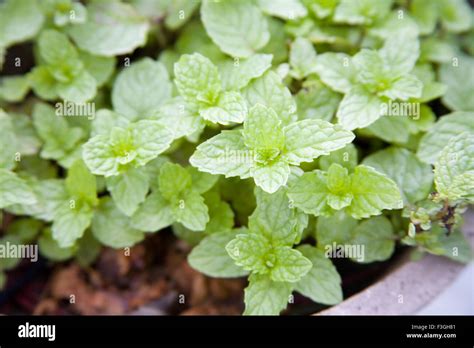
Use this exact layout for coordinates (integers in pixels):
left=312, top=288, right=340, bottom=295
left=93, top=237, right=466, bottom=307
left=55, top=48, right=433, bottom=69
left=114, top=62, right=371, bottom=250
left=55, top=101, right=95, bottom=120
left=380, top=100, right=420, bottom=120
left=325, top=242, right=365, bottom=262
left=0, top=241, right=38, bottom=262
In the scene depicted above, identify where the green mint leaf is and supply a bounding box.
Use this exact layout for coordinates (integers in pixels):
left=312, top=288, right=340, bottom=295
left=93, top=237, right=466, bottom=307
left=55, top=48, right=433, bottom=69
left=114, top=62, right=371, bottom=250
left=258, top=0, right=307, bottom=19
left=0, top=0, right=44, bottom=48
left=319, top=144, right=358, bottom=171
left=52, top=200, right=93, bottom=248
left=0, top=75, right=30, bottom=102
left=350, top=216, right=395, bottom=263
left=78, top=51, right=116, bottom=87
left=92, top=197, right=144, bottom=248
left=289, top=37, right=318, bottom=79
left=434, top=133, right=474, bottom=202
left=188, top=231, right=249, bottom=278
left=294, top=245, right=343, bottom=305
left=269, top=246, right=312, bottom=282
left=336, top=86, right=383, bottom=130
left=199, top=91, right=248, bottom=125
left=154, top=97, right=204, bottom=139
left=174, top=53, right=221, bottom=110
left=363, top=147, right=433, bottom=204
left=0, top=110, right=19, bottom=169
left=250, top=188, right=301, bottom=245
left=284, top=119, right=355, bottom=165
left=0, top=169, right=36, bottom=208
left=410, top=0, right=438, bottom=35
left=379, top=34, right=420, bottom=77
left=188, top=167, right=219, bottom=195
left=219, top=54, right=273, bottom=91
left=316, top=211, right=358, bottom=247
left=105, top=167, right=149, bottom=216
left=201, top=0, right=270, bottom=58
left=112, top=58, right=172, bottom=120
left=38, top=29, right=78, bottom=65
left=314, top=53, right=357, bottom=94
left=417, top=111, right=474, bottom=164
left=295, top=81, right=341, bottom=121
left=438, top=0, right=471, bottom=33
left=352, top=49, right=386, bottom=87
left=226, top=232, right=271, bottom=274
left=287, top=170, right=331, bottom=216
left=65, top=160, right=98, bottom=207
left=172, top=190, right=209, bottom=231
left=38, top=228, right=75, bottom=262
left=326, top=164, right=353, bottom=210
left=201, top=191, right=234, bottom=234
left=82, top=120, right=173, bottom=176
left=440, top=55, right=474, bottom=112
left=68, top=1, right=149, bottom=56
left=334, top=0, right=393, bottom=25
left=243, top=273, right=293, bottom=315
left=243, top=104, right=285, bottom=150
left=346, top=165, right=403, bottom=219
left=190, top=129, right=253, bottom=179
left=131, top=192, right=174, bottom=232
left=379, top=74, right=423, bottom=101
left=365, top=116, right=411, bottom=144
left=158, top=162, right=192, bottom=201
left=243, top=71, right=297, bottom=125
left=56, top=70, right=97, bottom=104
left=252, top=161, right=291, bottom=194
left=91, top=109, right=130, bottom=137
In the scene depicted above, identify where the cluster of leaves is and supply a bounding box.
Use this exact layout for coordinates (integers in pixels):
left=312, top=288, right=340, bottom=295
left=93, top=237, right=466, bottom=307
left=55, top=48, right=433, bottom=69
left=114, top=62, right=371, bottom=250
left=1, top=0, right=473, bottom=313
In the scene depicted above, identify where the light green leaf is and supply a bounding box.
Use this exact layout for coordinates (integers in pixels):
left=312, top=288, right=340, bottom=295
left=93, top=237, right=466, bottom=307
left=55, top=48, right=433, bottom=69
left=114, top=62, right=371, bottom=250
left=38, top=228, right=75, bottom=262
left=158, top=162, right=192, bottom=201
left=243, top=71, right=297, bottom=125
left=243, top=273, right=293, bottom=315
left=92, top=197, right=144, bottom=248
left=319, top=144, right=358, bottom=171
left=294, top=245, right=343, bottom=305
left=352, top=49, right=386, bottom=87
left=226, top=233, right=270, bottom=274
left=258, top=0, right=307, bottom=19
left=79, top=51, right=116, bottom=87
left=410, top=0, right=438, bottom=35
left=363, top=147, right=433, bottom=204
left=351, top=216, right=395, bottom=263
left=0, top=169, right=36, bottom=208
left=440, top=55, right=474, bottom=112
left=289, top=37, right=317, bottom=79
left=0, top=75, right=30, bottom=102
left=326, top=164, right=353, bottom=210
left=252, top=160, right=290, bottom=194
left=65, top=160, right=98, bottom=207
left=188, top=231, right=249, bottom=278
left=365, top=116, right=411, bottom=144
left=347, top=165, right=403, bottom=219
left=336, top=87, right=383, bottom=130
left=199, top=91, right=248, bottom=125
left=314, top=53, right=357, bottom=93
left=270, top=246, right=312, bottom=282
left=417, top=111, right=474, bottom=164
left=38, top=29, right=78, bottom=65
left=284, top=119, right=355, bottom=164
left=379, top=74, right=423, bottom=101
left=202, top=191, right=234, bottom=234
left=439, top=0, right=472, bottom=33
left=287, top=171, right=330, bottom=216
left=56, top=70, right=97, bottom=104
left=201, top=0, right=270, bottom=58
left=112, top=58, right=172, bottom=120
left=0, top=0, right=44, bottom=48
left=379, top=34, right=420, bottom=76
left=188, top=167, right=219, bottom=194
left=316, top=211, right=358, bottom=247
left=219, top=54, right=272, bottom=90
left=174, top=53, right=221, bottom=109
left=295, top=82, right=341, bottom=121
left=68, top=1, right=149, bottom=56
left=243, top=104, right=285, bottom=150
left=131, top=192, right=174, bottom=232
left=52, top=201, right=93, bottom=248
left=434, top=133, right=474, bottom=201
left=334, top=0, right=393, bottom=25
left=154, top=97, right=204, bottom=139
left=172, top=191, right=209, bottom=231
left=106, top=167, right=149, bottom=216
left=190, top=130, right=254, bottom=179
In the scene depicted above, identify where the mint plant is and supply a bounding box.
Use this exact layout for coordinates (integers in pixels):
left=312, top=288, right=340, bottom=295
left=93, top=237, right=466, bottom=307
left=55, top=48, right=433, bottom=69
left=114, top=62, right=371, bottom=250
left=1, top=0, right=473, bottom=315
